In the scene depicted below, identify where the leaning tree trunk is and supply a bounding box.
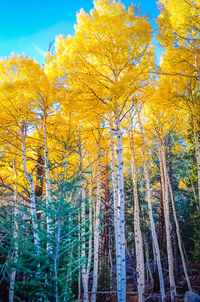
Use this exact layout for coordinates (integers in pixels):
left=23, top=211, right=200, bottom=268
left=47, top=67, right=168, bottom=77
left=166, top=172, right=192, bottom=291
left=129, top=129, right=145, bottom=302
left=91, top=130, right=102, bottom=302
left=138, top=115, right=166, bottom=302
left=113, top=111, right=126, bottom=302
left=159, top=140, right=176, bottom=302
left=9, top=160, right=18, bottom=302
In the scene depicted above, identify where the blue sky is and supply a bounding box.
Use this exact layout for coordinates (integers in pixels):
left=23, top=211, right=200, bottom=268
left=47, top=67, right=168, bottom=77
left=0, top=0, right=160, bottom=64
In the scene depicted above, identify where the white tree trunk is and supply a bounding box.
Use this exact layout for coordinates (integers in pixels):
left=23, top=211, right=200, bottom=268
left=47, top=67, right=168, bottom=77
left=82, top=188, right=89, bottom=302
left=77, top=129, right=90, bottom=302
left=159, top=141, right=176, bottom=302
left=91, top=130, right=101, bottom=302
left=193, top=39, right=200, bottom=209
left=138, top=115, right=166, bottom=302
left=87, top=179, right=93, bottom=280
left=21, top=125, right=40, bottom=254
left=166, top=173, right=192, bottom=291
left=129, top=129, right=145, bottom=302
left=193, top=39, right=200, bottom=90
left=43, top=112, right=53, bottom=252
left=113, top=111, right=126, bottom=302
left=9, top=160, right=18, bottom=302
left=78, top=212, right=81, bottom=301
left=193, top=124, right=200, bottom=210
left=108, top=113, right=121, bottom=297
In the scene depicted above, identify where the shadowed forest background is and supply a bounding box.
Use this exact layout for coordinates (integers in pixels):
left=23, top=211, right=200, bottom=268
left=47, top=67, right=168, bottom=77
left=0, top=0, right=200, bottom=301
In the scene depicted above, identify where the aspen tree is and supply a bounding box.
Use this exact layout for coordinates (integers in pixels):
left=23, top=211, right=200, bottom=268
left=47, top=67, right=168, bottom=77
left=158, top=0, right=200, bottom=207
left=43, top=111, right=53, bottom=253
left=138, top=112, right=166, bottom=302
left=51, top=3, right=154, bottom=298
left=91, top=129, right=102, bottom=302
left=21, top=123, right=40, bottom=256
left=166, top=172, right=192, bottom=291
left=77, top=128, right=89, bottom=302
left=108, top=113, right=121, bottom=296
left=129, top=128, right=145, bottom=302
left=159, top=138, right=176, bottom=302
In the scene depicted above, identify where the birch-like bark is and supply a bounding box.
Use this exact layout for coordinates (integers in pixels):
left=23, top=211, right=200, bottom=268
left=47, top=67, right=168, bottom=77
left=77, top=129, right=89, bottom=302
left=91, top=130, right=101, bottom=302
left=193, top=39, right=200, bottom=91
left=108, top=113, right=122, bottom=297
left=86, top=180, right=93, bottom=282
left=193, top=122, right=200, bottom=210
left=114, top=111, right=126, bottom=302
left=159, top=140, right=176, bottom=302
left=166, top=173, right=192, bottom=291
left=43, top=112, right=53, bottom=252
left=9, top=160, right=18, bottom=302
left=81, top=188, right=89, bottom=302
left=129, top=129, right=145, bottom=302
left=21, top=125, right=40, bottom=254
left=138, top=115, right=166, bottom=302
left=192, top=39, right=200, bottom=209
left=78, top=213, right=81, bottom=301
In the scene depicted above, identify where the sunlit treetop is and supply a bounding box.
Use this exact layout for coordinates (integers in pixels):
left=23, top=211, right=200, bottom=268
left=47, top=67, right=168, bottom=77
left=158, top=0, right=200, bottom=45
left=46, top=0, right=155, bottom=117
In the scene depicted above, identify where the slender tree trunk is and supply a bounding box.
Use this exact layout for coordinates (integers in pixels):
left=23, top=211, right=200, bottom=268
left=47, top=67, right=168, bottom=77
left=193, top=121, right=200, bottom=210
left=167, top=173, right=192, bottom=291
left=21, top=124, right=41, bottom=302
left=76, top=131, right=82, bottom=300
left=114, top=111, right=126, bottom=302
left=77, top=129, right=90, bottom=302
left=91, top=130, right=101, bottom=302
left=152, top=242, right=157, bottom=273
left=193, top=39, right=200, bottom=90
left=9, top=160, right=18, bottom=302
left=193, top=39, right=200, bottom=209
left=43, top=112, right=53, bottom=252
left=138, top=115, right=166, bottom=302
left=159, top=140, right=176, bottom=302
left=21, top=124, right=40, bottom=254
left=158, top=185, right=166, bottom=264
left=108, top=113, right=122, bottom=299
left=101, top=165, right=110, bottom=259
left=78, top=212, right=82, bottom=301
left=143, top=233, right=154, bottom=286
left=129, top=129, right=145, bottom=302
left=86, top=180, right=93, bottom=284
left=81, top=188, right=89, bottom=302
